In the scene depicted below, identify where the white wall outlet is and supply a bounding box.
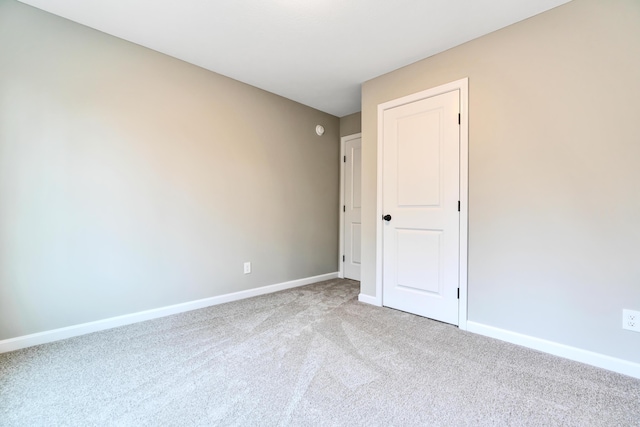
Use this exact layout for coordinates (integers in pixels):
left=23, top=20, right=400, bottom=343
left=622, top=309, right=640, bottom=332
left=243, top=262, right=251, bottom=274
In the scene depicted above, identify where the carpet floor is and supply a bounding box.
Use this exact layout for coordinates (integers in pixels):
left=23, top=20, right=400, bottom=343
left=1, top=278, right=639, bottom=426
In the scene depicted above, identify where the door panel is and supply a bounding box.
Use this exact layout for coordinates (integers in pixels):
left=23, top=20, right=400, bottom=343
left=382, top=90, right=459, bottom=325
left=397, top=111, right=441, bottom=207
left=351, top=223, right=361, bottom=265
left=396, top=229, right=441, bottom=294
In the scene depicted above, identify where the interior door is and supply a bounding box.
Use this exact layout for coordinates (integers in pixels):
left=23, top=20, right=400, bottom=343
left=382, top=90, right=460, bottom=325
left=344, top=136, right=362, bottom=280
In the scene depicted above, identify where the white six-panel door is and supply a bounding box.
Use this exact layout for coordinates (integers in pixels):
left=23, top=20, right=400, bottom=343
left=344, top=136, right=362, bottom=280
left=382, top=90, right=460, bottom=325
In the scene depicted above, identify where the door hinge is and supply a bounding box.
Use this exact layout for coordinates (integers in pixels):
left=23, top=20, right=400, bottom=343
left=344, top=155, right=346, bottom=163
left=342, top=255, right=345, bottom=262
left=458, top=113, right=461, bottom=125
left=343, top=205, right=346, bottom=212
left=457, top=288, right=460, bottom=299
left=458, top=201, right=460, bottom=212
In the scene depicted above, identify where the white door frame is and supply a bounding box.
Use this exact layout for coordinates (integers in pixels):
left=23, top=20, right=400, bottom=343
left=339, top=132, right=362, bottom=279
left=375, top=78, right=469, bottom=330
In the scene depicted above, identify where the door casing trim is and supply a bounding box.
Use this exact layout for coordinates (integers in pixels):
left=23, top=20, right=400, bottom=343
left=375, top=78, right=469, bottom=330
left=339, top=133, right=362, bottom=279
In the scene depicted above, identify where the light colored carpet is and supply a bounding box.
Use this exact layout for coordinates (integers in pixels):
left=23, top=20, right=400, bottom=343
left=1, top=278, right=639, bottom=426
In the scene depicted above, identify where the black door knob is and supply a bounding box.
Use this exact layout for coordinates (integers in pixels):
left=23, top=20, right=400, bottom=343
left=383, top=214, right=392, bottom=221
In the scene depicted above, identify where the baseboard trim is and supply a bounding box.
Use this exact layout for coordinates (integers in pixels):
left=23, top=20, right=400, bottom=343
left=466, top=321, right=640, bottom=379
left=358, top=293, right=381, bottom=306
left=0, top=272, right=339, bottom=354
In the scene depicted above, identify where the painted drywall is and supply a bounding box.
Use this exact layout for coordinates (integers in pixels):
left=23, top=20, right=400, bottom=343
left=0, top=0, right=339, bottom=340
left=339, top=112, right=361, bottom=137
left=361, top=0, right=640, bottom=363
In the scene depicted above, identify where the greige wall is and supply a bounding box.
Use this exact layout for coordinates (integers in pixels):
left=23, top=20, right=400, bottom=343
left=0, top=0, right=339, bottom=340
left=339, top=112, right=361, bottom=137
left=361, top=0, right=640, bottom=363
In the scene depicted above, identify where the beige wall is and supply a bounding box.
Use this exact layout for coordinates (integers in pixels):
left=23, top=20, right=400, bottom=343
left=0, top=0, right=339, bottom=340
left=339, top=112, right=361, bottom=137
left=361, top=0, right=640, bottom=363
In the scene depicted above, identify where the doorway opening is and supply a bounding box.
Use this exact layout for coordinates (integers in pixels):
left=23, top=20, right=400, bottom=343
left=375, top=78, right=468, bottom=330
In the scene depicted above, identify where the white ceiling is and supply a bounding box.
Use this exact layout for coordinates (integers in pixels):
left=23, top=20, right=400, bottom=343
left=18, top=0, right=570, bottom=117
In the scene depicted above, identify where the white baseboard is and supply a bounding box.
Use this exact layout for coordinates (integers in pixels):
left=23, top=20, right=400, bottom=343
left=358, top=293, right=381, bottom=306
left=0, top=272, right=339, bottom=354
left=467, top=321, right=640, bottom=379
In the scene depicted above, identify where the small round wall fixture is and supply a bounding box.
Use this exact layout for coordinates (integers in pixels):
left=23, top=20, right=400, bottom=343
left=315, top=125, right=325, bottom=136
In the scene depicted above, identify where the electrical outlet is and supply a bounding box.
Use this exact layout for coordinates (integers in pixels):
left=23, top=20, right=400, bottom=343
left=243, top=262, right=251, bottom=274
left=622, top=309, right=640, bottom=332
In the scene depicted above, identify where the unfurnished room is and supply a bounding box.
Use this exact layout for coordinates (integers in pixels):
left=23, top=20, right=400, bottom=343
left=1, top=0, right=639, bottom=425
